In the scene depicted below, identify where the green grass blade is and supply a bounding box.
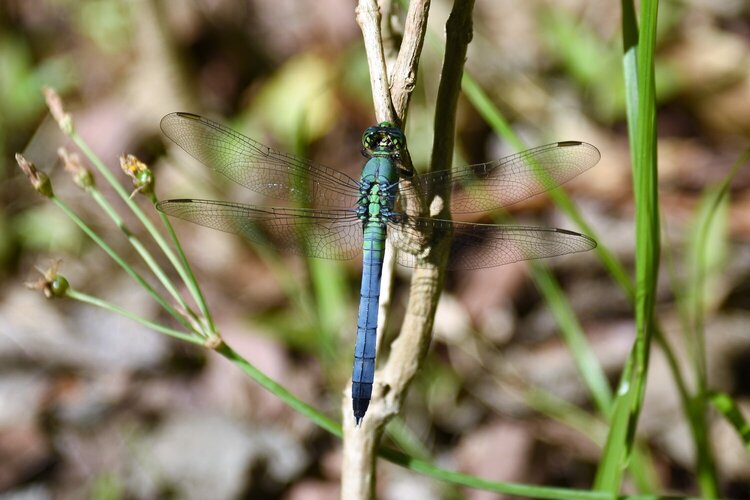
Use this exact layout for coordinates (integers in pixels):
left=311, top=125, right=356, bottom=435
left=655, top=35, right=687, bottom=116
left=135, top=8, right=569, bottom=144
left=595, top=349, right=637, bottom=490
left=630, top=0, right=660, bottom=411
left=686, top=183, right=730, bottom=383
left=595, top=0, right=660, bottom=493
left=710, top=392, right=750, bottom=452
left=461, top=75, right=614, bottom=411
left=531, top=262, right=613, bottom=414
left=461, top=74, right=634, bottom=298
left=682, top=149, right=749, bottom=495
left=455, top=34, right=669, bottom=493
left=686, top=148, right=748, bottom=377
left=621, top=0, right=640, bottom=154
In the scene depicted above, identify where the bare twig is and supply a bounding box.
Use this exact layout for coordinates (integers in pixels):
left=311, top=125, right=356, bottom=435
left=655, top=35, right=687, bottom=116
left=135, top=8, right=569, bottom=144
left=346, top=4, right=397, bottom=497
left=343, top=1, right=474, bottom=499
left=356, top=0, right=396, bottom=124
left=375, top=0, right=432, bottom=357
left=390, top=0, right=431, bottom=123
left=379, top=0, right=475, bottom=422
left=428, top=0, right=474, bottom=185
left=378, top=0, right=400, bottom=68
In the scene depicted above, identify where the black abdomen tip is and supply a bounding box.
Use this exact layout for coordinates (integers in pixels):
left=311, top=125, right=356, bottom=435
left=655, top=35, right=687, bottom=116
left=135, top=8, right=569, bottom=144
left=353, top=398, right=370, bottom=426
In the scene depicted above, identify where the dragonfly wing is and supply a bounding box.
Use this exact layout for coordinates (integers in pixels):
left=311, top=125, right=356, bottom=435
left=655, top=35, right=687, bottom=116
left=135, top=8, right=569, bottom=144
left=157, top=199, right=363, bottom=260
left=388, top=216, right=596, bottom=269
left=161, top=113, right=361, bottom=209
left=399, top=141, right=600, bottom=214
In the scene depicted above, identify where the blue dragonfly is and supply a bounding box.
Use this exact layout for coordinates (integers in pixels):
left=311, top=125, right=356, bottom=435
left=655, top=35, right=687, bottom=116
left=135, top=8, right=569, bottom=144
left=156, top=112, right=600, bottom=425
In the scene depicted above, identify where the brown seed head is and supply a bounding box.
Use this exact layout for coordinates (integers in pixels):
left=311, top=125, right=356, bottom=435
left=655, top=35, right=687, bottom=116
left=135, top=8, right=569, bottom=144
left=16, top=153, right=54, bottom=198
left=43, top=86, right=74, bottom=135
left=59, top=147, right=94, bottom=189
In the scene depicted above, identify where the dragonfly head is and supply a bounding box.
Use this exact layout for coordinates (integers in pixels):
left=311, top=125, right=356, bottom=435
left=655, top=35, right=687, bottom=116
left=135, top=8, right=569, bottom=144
left=362, top=122, right=406, bottom=156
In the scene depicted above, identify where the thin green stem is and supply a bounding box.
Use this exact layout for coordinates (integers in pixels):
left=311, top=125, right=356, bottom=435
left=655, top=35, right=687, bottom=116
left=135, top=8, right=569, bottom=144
left=483, top=371, right=610, bottom=446
left=67, top=288, right=202, bottom=344
left=149, top=192, right=215, bottom=332
left=457, top=26, right=691, bottom=446
left=653, top=328, right=691, bottom=413
left=71, top=133, right=215, bottom=333
left=51, top=196, right=191, bottom=330
left=87, top=188, right=191, bottom=314
left=216, top=342, right=341, bottom=437
left=691, top=149, right=749, bottom=387
left=217, top=339, right=662, bottom=500
left=380, top=447, right=667, bottom=500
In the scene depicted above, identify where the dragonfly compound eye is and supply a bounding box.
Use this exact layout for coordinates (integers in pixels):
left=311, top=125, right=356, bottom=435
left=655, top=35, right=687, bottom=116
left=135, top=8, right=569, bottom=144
left=362, top=126, right=380, bottom=149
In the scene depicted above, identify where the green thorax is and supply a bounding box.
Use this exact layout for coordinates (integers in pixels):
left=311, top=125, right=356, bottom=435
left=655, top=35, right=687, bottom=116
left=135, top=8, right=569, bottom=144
left=358, top=123, right=405, bottom=221
left=360, top=156, right=398, bottom=188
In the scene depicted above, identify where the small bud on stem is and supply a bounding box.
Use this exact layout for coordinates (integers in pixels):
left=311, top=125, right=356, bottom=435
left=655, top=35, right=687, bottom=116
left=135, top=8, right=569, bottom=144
left=120, top=154, right=155, bottom=196
left=15, top=154, right=54, bottom=198
left=26, top=260, right=70, bottom=299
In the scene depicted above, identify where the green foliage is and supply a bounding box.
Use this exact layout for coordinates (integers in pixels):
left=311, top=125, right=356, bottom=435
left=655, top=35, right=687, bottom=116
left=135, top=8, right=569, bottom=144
left=0, top=35, right=75, bottom=126
left=542, top=7, right=627, bottom=121
left=89, top=473, right=124, bottom=500
left=14, top=204, right=81, bottom=252
left=76, top=0, right=132, bottom=53
left=249, top=54, right=340, bottom=143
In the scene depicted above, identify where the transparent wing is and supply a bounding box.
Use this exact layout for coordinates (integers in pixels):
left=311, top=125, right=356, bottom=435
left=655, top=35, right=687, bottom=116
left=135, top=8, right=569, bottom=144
left=399, top=141, right=600, bottom=214
left=157, top=199, right=363, bottom=260
left=388, top=216, right=596, bottom=270
left=161, top=113, right=361, bottom=209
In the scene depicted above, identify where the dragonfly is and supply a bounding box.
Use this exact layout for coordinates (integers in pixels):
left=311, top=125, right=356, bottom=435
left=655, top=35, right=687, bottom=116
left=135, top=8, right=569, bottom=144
left=156, top=112, right=600, bottom=425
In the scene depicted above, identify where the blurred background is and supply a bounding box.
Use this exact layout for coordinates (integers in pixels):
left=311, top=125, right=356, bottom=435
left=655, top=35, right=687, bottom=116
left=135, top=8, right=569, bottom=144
left=2, top=0, right=750, bottom=498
